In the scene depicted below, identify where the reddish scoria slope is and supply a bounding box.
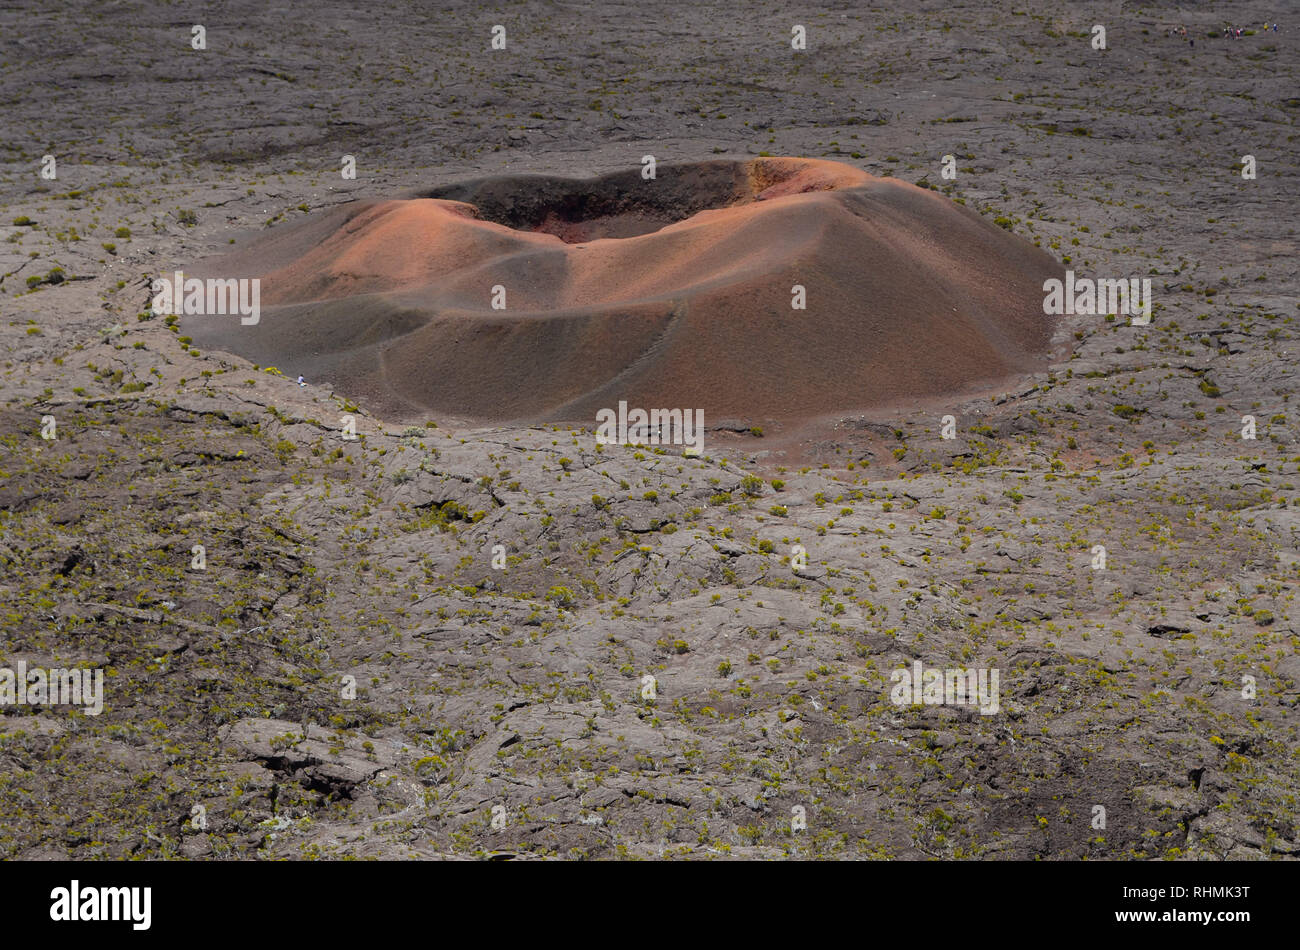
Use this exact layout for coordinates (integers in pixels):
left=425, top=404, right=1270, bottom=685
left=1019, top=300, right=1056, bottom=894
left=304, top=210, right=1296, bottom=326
left=184, top=158, right=1063, bottom=424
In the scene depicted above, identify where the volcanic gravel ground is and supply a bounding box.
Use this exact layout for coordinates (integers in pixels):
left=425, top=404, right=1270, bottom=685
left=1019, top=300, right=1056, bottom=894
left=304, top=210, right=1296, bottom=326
left=0, top=1, right=1296, bottom=859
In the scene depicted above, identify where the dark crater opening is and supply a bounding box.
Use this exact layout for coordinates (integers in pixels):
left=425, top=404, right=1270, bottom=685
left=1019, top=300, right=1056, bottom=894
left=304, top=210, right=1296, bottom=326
left=419, top=159, right=758, bottom=243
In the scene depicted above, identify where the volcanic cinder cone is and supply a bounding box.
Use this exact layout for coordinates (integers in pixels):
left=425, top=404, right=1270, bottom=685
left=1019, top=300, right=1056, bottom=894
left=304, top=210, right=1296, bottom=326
left=184, top=158, right=1064, bottom=425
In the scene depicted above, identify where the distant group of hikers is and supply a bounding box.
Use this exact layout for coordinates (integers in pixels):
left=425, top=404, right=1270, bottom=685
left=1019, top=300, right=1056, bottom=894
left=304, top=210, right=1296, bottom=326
left=1220, top=22, right=1281, bottom=37
left=1166, top=22, right=1279, bottom=47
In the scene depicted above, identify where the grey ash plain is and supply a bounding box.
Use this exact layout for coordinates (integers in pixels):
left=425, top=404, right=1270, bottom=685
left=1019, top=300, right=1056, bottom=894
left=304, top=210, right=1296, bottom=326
left=0, top=1, right=1296, bottom=859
